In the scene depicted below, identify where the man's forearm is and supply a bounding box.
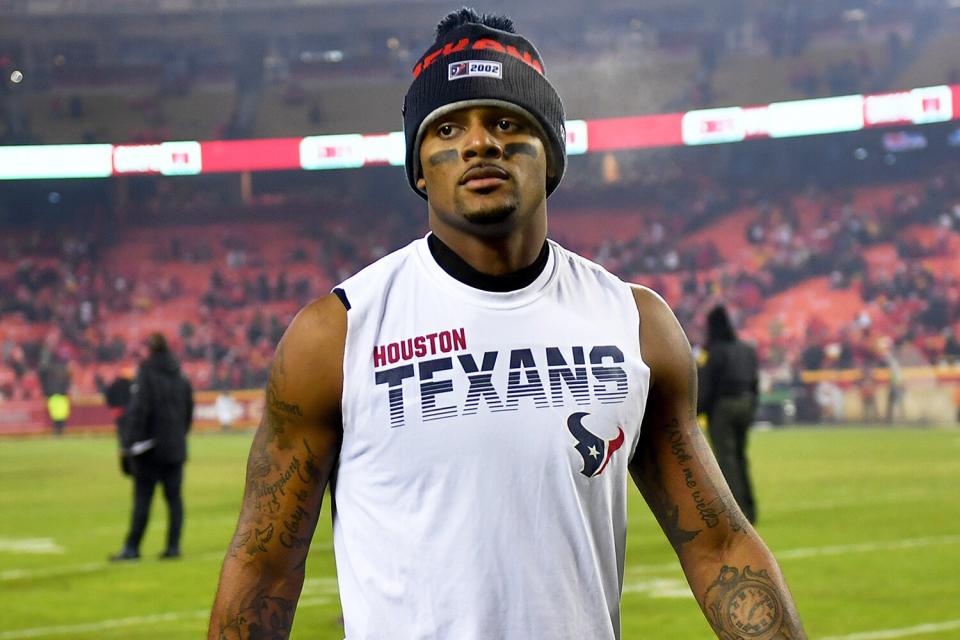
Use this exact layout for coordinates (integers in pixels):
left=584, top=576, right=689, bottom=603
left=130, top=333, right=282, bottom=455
left=208, top=555, right=305, bottom=640
left=207, top=426, right=326, bottom=639
left=687, top=540, right=806, bottom=639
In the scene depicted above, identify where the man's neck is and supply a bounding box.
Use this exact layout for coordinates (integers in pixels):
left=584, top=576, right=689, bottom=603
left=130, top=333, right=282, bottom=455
left=427, top=233, right=549, bottom=292
left=426, top=207, right=548, bottom=276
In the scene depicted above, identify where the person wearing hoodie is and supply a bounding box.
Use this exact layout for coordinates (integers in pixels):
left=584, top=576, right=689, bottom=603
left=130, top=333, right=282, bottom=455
left=111, top=332, right=194, bottom=561
left=698, top=305, right=760, bottom=524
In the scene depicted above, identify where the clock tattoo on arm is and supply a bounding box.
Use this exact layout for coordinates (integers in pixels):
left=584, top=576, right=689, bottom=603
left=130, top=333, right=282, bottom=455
left=704, top=566, right=795, bottom=639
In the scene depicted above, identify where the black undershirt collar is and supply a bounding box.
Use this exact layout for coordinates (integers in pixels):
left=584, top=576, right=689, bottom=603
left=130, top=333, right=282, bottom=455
left=427, top=233, right=550, bottom=292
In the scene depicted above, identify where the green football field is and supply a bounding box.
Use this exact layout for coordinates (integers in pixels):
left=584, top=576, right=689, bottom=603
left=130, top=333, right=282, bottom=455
left=1, top=426, right=958, bottom=639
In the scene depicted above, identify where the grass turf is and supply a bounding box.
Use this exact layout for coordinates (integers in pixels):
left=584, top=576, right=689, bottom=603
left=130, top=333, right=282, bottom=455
left=0, top=426, right=958, bottom=639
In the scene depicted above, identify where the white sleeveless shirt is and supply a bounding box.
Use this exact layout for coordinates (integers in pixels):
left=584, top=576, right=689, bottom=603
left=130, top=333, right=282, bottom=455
left=333, top=236, right=650, bottom=640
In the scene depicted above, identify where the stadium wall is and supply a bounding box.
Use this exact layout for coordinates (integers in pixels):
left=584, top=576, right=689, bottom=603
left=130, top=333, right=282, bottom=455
left=1, top=373, right=958, bottom=436
left=0, top=389, right=263, bottom=436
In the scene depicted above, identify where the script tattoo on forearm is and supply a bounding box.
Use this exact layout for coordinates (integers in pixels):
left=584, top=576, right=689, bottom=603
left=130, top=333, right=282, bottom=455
left=281, top=440, right=323, bottom=550
left=229, top=437, right=324, bottom=560
left=636, top=428, right=702, bottom=551
left=217, top=591, right=296, bottom=640
left=665, top=416, right=748, bottom=534
left=703, top=566, right=802, bottom=640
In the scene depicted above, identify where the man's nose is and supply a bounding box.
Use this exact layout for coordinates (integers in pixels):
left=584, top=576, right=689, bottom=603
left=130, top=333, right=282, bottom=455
left=461, top=123, right=503, bottom=161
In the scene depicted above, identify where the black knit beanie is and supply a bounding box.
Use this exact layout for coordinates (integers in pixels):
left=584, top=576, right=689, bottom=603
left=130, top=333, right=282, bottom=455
left=403, top=8, right=566, bottom=199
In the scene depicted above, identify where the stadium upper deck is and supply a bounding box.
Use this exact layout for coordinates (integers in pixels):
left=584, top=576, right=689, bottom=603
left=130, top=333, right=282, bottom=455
left=2, top=0, right=958, bottom=145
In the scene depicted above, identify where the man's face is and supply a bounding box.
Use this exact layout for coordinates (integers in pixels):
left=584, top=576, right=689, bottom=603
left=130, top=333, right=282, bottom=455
left=417, top=104, right=552, bottom=236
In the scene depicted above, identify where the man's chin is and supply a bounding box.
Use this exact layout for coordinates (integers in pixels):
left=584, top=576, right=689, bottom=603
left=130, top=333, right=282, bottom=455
left=461, top=204, right=516, bottom=226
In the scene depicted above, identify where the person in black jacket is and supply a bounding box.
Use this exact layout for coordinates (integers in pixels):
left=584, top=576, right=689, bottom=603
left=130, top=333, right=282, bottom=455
left=111, top=333, right=194, bottom=561
left=698, top=305, right=760, bottom=524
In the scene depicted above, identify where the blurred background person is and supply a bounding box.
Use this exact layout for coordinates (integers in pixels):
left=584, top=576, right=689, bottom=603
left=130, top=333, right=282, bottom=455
left=214, top=391, right=241, bottom=431
left=46, top=391, right=70, bottom=436
left=111, top=332, right=194, bottom=561
left=698, top=304, right=760, bottom=524
left=884, top=342, right=905, bottom=423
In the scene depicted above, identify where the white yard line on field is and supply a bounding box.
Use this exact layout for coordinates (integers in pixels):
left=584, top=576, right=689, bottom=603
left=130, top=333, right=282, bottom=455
left=0, top=611, right=209, bottom=639
left=622, top=577, right=692, bottom=599
left=819, top=619, right=960, bottom=640
left=764, top=490, right=935, bottom=513
left=0, top=598, right=331, bottom=639
left=626, top=534, right=960, bottom=574
left=775, top=535, right=960, bottom=560
left=0, top=538, right=64, bottom=554
left=0, top=545, right=335, bottom=583
left=0, top=562, right=103, bottom=582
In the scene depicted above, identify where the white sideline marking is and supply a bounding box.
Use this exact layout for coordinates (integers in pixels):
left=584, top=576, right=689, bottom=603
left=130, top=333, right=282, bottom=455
left=626, top=534, right=960, bottom=575
left=0, top=544, right=334, bottom=583
left=820, top=619, right=960, bottom=640
left=0, top=562, right=103, bottom=582
left=0, top=597, right=331, bottom=639
left=622, top=577, right=692, bottom=599
left=0, top=611, right=209, bottom=639
left=776, top=535, right=960, bottom=560
left=765, top=490, right=934, bottom=513
left=0, top=538, right=64, bottom=554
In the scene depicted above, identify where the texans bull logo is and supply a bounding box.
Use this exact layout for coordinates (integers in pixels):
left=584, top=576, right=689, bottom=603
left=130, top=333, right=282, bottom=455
left=567, top=411, right=625, bottom=478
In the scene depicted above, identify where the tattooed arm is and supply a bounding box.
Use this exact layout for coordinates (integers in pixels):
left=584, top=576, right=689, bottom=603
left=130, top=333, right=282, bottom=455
left=208, top=294, right=346, bottom=640
left=628, top=286, right=806, bottom=640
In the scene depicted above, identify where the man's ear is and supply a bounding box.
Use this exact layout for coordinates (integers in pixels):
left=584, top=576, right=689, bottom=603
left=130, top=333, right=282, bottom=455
left=544, top=145, right=557, bottom=179
left=416, top=177, right=427, bottom=191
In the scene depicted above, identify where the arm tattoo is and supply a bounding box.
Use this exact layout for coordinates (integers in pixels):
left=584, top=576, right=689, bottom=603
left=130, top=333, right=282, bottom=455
left=666, top=417, right=749, bottom=535
left=636, top=428, right=703, bottom=551
left=231, top=439, right=324, bottom=558
left=217, top=591, right=296, bottom=640
left=230, top=524, right=275, bottom=558
left=663, top=504, right=701, bottom=551
left=704, top=566, right=800, bottom=639
left=264, top=344, right=305, bottom=445
left=219, top=436, right=326, bottom=635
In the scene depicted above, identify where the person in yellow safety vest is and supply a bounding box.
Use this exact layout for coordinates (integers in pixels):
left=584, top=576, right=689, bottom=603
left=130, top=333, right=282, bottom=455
left=47, top=393, right=71, bottom=436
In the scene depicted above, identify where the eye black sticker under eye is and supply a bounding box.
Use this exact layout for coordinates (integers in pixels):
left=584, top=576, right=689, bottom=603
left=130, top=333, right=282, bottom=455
left=504, top=143, right=538, bottom=159
left=428, top=149, right=458, bottom=166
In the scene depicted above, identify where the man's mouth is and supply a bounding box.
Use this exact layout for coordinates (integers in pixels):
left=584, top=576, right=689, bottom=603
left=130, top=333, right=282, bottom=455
left=460, top=165, right=509, bottom=190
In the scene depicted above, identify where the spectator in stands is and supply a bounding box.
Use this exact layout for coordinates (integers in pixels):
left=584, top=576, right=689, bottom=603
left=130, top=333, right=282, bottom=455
left=698, top=305, right=760, bottom=524
left=110, top=333, right=193, bottom=562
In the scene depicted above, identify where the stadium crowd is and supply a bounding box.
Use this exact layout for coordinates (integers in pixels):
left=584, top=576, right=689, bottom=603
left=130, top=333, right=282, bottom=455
left=2, top=164, right=959, bottom=403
